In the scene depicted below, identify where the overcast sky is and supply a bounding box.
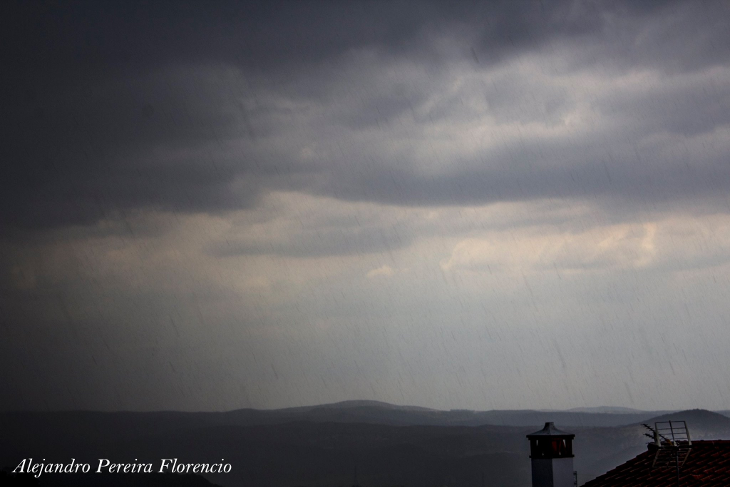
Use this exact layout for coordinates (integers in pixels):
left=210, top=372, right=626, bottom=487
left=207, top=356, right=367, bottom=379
left=3, top=0, right=730, bottom=412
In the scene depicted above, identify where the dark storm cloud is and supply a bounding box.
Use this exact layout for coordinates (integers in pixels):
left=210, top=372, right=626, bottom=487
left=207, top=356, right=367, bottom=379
left=0, top=1, right=609, bottom=74
left=594, top=72, right=730, bottom=137
left=310, top=155, right=729, bottom=210
left=2, top=0, right=730, bottom=234
left=6, top=0, right=730, bottom=413
left=1, top=62, right=260, bottom=230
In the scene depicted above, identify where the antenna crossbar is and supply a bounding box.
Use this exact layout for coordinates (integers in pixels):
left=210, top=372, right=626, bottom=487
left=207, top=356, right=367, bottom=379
left=644, top=421, right=692, bottom=469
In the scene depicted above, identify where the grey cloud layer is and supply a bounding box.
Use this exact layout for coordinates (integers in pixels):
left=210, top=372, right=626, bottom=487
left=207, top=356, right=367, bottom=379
left=5, top=1, right=730, bottom=411
left=4, top=0, right=730, bottom=233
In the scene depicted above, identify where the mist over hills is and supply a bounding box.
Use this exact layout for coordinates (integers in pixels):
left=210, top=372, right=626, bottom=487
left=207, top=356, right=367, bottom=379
left=564, top=406, right=649, bottom=414
left=642, top=409, right=730, bottom=438
left=215, top=405, right=656, bottom=429
left=2, top=402, right=730, bottom=487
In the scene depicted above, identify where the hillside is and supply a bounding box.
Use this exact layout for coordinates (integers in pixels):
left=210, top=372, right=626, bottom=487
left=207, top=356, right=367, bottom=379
left=2, top=404, right=729, bottom=487
left=642, top=409, right=730, bottom=437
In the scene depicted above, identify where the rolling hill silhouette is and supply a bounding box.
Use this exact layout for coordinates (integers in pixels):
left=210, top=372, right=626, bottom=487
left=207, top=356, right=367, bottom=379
left=2, top=403, right=729, bottom=487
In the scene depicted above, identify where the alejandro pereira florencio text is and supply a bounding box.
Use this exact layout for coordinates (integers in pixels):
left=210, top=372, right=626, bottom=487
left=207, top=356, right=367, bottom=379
left=13, top=458, right=232, bottom=478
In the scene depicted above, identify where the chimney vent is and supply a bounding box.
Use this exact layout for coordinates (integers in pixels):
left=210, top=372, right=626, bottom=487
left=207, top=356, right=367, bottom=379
left=527, top=422, right=575, bottom=487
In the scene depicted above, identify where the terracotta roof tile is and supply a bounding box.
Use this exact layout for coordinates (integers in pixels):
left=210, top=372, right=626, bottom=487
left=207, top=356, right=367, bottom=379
left=582, top=440, right=730, bottom=487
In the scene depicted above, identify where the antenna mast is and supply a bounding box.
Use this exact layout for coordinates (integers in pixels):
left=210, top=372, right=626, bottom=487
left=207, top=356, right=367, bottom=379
left=642, top=421, right=692, bottom=487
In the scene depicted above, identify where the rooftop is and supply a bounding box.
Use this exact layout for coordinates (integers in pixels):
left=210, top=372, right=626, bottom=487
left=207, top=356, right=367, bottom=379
left=582, top=440, right=730, bottom=487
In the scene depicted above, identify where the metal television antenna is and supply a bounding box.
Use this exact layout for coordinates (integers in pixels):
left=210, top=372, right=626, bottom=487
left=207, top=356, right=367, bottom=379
left=642, top=421, right=692, bottom=486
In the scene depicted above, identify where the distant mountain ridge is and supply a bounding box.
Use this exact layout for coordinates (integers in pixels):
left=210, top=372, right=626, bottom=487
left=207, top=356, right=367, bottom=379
left=639, top=409, right=730, bottom=438
left=566, top=406, right=655, bottom=414
left=2, top=404, right=730, bottom=487
left=279, top=399, right=438, bottom=411
left=215, top=400, right=676, bottom=428
left=1, top=400, right=683, bottom=430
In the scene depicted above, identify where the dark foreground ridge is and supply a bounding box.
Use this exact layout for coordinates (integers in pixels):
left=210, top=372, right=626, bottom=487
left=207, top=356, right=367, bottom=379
left=2, top=403, right=729, bottom=487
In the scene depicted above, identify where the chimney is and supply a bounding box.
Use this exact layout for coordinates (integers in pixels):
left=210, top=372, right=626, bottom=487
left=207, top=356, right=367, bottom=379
left=526, top=422, right=575, bottom=487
